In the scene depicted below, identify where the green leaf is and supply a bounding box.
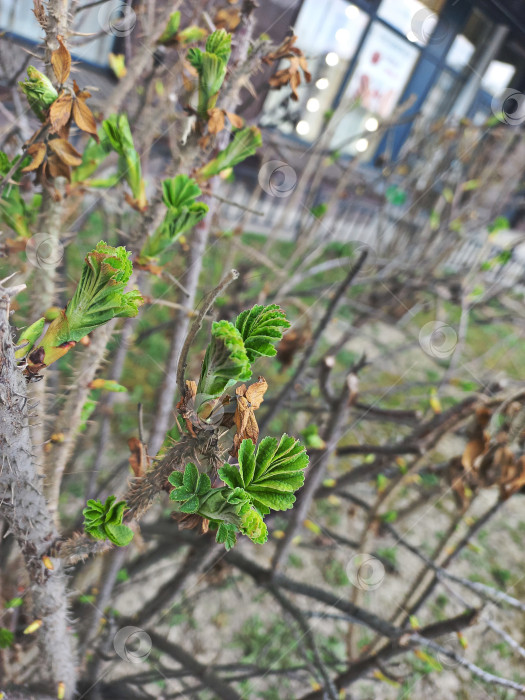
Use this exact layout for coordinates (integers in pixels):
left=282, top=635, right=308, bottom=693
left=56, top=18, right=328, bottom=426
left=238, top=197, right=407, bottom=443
left=234, top=304, right=290, bottom=363
left=238, top=439, right=256, bottom=486
left=198, top=127, right=262, bottom=179
left=19, top=66, right=58, bottom=121
left=158, top=10, right=181, bottom=44
left=196, top=472, right=212, bottom=494
left=216, top=522, right=238, bottom=550
left=218, top=463, right=244, bottom=489
left=240, top=509, right=268, bottom=544
left=168, top=471, right=183, bottom=487
left=237, top=435, right=309, bottom=511
left=0, top=627, right=14, bottom=649
left=246, top=490, right=296, bottom=511
left=4, top=597, right=23, bottom=609
left=179, top=495, right=200, bottom=513
left=197, top=320, right=251, bottom=399
left=105, top=523, right=134, bottom=546
left=28, top=242, right=143, bottom=373
left=83, top=496, right=133, bottom=547
left=15, top=317, right=45, bottom=359
left=187, top=30, right=231, bottom=117
left=183, top=462, right=199, bottom=491
left=138, top=175, right=208, bottom=263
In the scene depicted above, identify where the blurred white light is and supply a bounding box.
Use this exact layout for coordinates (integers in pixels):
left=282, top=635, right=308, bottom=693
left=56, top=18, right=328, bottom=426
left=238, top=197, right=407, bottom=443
left=296, top=120, right=311, bottom=136
left=345, top=4, right=359, bottom=18
left=316, top=78, right=329, bottom=90
left=335, top=28, right=351, bottom=44
left=326, top=52, right=340, bottom=66
left=365, top=117, right=379, bottom=132
left=355, top=138, right=369, bottom=152
left=306, top=98, right=320, bottom=113
left=406, top=31, right=418, bottom=42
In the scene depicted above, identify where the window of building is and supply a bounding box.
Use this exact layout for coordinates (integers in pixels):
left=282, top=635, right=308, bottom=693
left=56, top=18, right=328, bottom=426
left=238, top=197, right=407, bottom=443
left=261, top=0, right=370, bottom=139
left=330, top=21, right=419, bottom=155
left=377, top=0, right=446, bottom=45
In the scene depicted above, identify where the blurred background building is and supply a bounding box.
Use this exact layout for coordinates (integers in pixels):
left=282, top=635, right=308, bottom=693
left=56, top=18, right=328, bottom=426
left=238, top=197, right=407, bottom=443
left=1, top=0, right=524, bottom=161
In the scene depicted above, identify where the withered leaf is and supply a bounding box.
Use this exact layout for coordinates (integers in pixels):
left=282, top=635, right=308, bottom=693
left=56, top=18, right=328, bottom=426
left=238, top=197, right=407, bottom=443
left=51, top=35, right=71, bottom=84
left=226, top=111, right=244, bottom=129
left=47, top=138, right=82, bottom=166
left=214, top=8, right=241, bottom=30
left=49, top=93, right=73, bottom=133
left=208, top=108, right=225, bottom=134
left=73, top=97, right=99, bottom=141
left=21, top=142, right=46, bottom=172
left=72, top=80, right=91, bottom=100
left=128, top=436, right=148, bottom=478
left=231, top=376, right=268, bottom=456
left=46, top=152, right=71, bottom=180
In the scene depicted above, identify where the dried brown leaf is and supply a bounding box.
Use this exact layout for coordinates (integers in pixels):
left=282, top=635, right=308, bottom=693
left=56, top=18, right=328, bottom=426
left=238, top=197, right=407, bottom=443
left=49, top=93, right=73, bottom=133
left=73, top=97, right=99, bottom=140
left=231, top=377, right=267, bottom=456
left=47, top=138, right=82, bottom=167
left=226, top=111, right=244, bottom=129
left=51, top=35, right=71, bottom=84
left=214, top=8, right=241, bottom=30
left=128, top=437, right=148, bottom=478
left=47, top=152, right=71, bottom=180
left=21, top=142, right=46, bottom=172
left=208, top=108, right=225, bottom=134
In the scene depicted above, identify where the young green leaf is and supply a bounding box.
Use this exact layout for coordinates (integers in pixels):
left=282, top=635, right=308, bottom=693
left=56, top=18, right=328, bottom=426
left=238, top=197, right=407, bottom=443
left=198, top=127, right=262, bottom=180
left=187, top=29, right=232, bottom=118
left=15, top=317, right=45, bottom=359
left=83, top=496, right=134, bottom=546
left=234, top=304, right=290, bottom=363
left=158, top=10, right=181, bottom=44
left=19, top=66, right=58, bottom=121
left=24, top=241, right=143, bottom=375
left=101, top=114, right=146, bottom=208
left=197, top=320, right=251, bottom=399
left=219, top=435, right=309, bottom=512
left=240, top=508, right=268, bottom=544
left=0, top=627, right=14, bottom=649
left=215, top=522, right=238, bottom=550
left=169, top=463, right=213, bottom=514
left=138, top=175, right=208, bottom=263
